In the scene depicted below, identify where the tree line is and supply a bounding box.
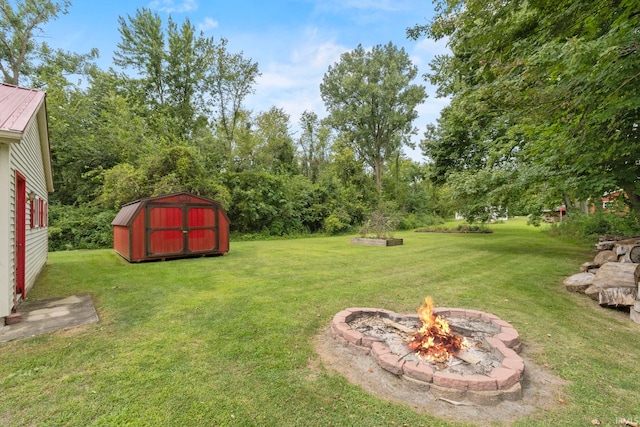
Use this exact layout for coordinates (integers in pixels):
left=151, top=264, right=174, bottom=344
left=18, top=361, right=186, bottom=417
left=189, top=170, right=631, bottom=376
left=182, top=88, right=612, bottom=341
left=410, top=0, right=639, bottom=224
left=2, top=0, right=637, bottom=250
left=1, top=1, right=450, bottom=250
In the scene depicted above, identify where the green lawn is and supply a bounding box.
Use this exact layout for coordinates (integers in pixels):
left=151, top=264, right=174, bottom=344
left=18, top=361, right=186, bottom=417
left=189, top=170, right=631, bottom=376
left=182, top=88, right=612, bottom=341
left=1, top=218, right=639, bottom=426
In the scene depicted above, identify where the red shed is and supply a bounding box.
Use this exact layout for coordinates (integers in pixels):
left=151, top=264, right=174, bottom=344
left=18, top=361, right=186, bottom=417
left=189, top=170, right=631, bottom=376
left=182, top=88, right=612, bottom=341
left=111, top=192, right=229, bottom=262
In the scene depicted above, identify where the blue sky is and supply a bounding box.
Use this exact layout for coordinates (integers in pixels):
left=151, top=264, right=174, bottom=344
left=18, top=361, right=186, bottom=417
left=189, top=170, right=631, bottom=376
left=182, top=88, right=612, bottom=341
left=44, top=0, right=450, bottom=161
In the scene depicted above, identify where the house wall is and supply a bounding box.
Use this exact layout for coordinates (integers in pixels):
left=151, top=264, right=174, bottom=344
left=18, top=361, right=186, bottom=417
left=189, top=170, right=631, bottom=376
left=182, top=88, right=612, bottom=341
left=1, top=116, right=49, bottom=317
left=0, top=143, right=11, bottom=317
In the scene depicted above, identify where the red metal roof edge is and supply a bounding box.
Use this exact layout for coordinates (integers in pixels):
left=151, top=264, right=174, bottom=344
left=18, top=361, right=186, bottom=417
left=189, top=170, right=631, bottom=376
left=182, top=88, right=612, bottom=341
left=133, top=191, right=222, bottom=206
left=0, top=83, right=46, bottom=134
left=111, top=200, right=142, bottom=226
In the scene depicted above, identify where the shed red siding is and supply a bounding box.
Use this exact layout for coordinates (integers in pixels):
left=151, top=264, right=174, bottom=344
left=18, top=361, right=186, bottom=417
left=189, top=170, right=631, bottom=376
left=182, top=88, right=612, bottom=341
left=113, top=225, right=129, bottom=257
left=111, top=192, right=230, bottom=262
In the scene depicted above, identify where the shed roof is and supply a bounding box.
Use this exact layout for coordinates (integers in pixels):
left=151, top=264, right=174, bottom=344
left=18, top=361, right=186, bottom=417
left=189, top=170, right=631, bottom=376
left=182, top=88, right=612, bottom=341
left=111, top=192, right=226, bottom=227
left=111, top=200, right=142, bottom=227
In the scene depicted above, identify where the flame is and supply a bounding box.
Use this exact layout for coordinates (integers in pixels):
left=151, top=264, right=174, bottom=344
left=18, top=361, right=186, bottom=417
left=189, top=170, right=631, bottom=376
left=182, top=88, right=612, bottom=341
left=407, top=296, right=467, bottom=363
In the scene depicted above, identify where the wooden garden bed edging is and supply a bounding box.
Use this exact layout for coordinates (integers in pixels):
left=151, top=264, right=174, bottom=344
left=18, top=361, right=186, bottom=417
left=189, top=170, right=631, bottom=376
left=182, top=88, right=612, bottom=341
left=350, top=237, right=404, bottom=247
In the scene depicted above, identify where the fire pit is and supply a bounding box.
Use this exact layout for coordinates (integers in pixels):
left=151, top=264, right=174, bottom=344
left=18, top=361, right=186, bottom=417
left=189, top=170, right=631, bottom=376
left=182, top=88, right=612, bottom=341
left=330, top=299, right=524, bottom=405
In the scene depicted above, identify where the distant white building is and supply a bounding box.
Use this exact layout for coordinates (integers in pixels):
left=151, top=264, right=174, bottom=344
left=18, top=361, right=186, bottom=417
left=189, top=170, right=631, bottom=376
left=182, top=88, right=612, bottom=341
left=0, top=83, right=54, bottom=325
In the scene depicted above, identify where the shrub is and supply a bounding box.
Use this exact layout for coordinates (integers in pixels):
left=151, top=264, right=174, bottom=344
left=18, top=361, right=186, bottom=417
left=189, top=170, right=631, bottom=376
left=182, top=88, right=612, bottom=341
left=49, top=204, right=115, bottom=251
left=396, top=212, right=445, bottom=230
left=455, top=223, right=492, bottom=233
left=359, top=209, right=398, bottom=239
left=548, top=211, right=640, bottom=241
left=323, top=209, right=352, bottom=235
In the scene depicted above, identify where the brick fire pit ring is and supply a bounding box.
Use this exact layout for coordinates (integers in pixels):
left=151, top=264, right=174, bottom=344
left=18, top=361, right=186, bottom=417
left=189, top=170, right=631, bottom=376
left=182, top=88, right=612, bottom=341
left=330, top=307, right=525, bottom=405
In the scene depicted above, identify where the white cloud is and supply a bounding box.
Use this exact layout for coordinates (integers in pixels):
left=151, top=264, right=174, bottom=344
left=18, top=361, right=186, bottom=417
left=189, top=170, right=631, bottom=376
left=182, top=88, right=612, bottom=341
left=148, top=0, right=198, bottom=13
left=290, top=40, right=346, bottom=69
left=198, top=17, right=218, bottom=32
left=242, top=29, right=351, bottom=135
left=258, top=72, right=297, bottom=90
left=237, top=25, right=446, bottom=161
left=416, top=97, right=450, bottom=124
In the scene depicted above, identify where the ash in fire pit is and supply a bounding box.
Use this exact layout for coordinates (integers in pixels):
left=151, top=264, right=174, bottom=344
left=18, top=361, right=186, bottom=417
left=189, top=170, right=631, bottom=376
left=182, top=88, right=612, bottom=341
left=349, top=313, right=502, bottom=376
left=330, top=300, right=525, bottom=405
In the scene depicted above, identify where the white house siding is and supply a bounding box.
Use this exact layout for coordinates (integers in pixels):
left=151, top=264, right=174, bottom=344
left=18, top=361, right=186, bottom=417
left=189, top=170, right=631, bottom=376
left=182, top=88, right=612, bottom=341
left=4, top=115, right=49, bottom=315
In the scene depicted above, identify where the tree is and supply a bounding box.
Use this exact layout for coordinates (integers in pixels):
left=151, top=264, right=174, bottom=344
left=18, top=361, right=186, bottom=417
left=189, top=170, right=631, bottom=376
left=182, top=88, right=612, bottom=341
left=165, top=16, right=213, bottom=138
left=207, top=38, right=260, bottom=165
left=0, top=0, right=98, bottom=86
left=0, top=0, right=68, bottom=84
left=252, top=107, right=297, bottom=175
left=114, top=8, right=215, bottom=139
left=320, top=42, right=426, bottom=194
left=409, top=0, right=640, bottom=217
left=114, top=8, right=166, bottom=104
left=298, top=111, right=331, bottom=183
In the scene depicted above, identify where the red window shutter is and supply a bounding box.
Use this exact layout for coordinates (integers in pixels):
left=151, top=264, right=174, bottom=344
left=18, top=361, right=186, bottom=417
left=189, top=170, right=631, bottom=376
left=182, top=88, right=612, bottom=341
left=30, top=199, right=35, bottom=228
left=39, top=198, right=44, bottom=227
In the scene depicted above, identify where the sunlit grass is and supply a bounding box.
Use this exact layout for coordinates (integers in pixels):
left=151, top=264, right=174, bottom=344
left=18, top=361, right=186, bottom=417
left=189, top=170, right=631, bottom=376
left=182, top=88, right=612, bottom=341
left=1, top=217, right=638, bottom=426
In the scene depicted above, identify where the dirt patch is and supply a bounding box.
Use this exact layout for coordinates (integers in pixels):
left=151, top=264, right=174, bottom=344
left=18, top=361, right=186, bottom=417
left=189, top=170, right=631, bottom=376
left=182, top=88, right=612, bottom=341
left=313, top=326, right=568, bottom=426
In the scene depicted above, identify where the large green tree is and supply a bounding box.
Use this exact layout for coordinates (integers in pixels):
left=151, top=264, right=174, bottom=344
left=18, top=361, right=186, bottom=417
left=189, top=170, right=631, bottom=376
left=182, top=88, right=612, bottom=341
left=320, top=42, right=426, bottom=193
left=114, top=8, right=215, bottom=140
left=207, top=38, right=260, bottom=166
left=252, top=107, right=297, bottom=175
left=0, top=0, right=97, bottom=86
left=298, top=110, right=331, bottom=183
left=410, top=0, right=640, bottom=216
left=0, top=0, right=68, bottom=84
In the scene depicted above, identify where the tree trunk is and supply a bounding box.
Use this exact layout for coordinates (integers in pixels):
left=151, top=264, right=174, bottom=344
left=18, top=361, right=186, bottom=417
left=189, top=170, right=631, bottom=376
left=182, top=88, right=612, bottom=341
left=374, top=157, right=383, bottom=194
left=562, top=193, right=574, bottom=211
left=623, top=185, right=640, bottom=213
left=618, top=245, right=640, bottom=263
left=579, top=200, right=590, bottom=214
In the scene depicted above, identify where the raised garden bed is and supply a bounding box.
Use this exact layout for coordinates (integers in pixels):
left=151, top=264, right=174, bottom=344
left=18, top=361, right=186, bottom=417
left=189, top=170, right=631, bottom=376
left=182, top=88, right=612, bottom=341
left=350, top=237, right=404, bottom=247
left=415, top=226, right=493, bottom=234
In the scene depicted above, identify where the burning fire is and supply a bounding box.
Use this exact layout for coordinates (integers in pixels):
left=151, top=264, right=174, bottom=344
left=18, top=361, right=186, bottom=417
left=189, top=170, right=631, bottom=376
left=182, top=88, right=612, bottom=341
left=407, top=296, right=467, bottom=363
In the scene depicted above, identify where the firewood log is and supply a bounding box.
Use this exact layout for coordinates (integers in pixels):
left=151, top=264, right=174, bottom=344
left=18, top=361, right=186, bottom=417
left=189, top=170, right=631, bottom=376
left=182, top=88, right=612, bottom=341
left=598, top=287, right=637, bottom=307
left=592, top=263, right=640, bottom=289
left=620, top=245, right=640, bottom=263
left=382, top=317, right=415, bottom=334
left=593, top=250, right=617, bottom=266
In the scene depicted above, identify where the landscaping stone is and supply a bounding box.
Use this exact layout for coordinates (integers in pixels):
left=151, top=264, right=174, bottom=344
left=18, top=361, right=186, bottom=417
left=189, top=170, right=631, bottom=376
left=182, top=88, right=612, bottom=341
left=376, top=352, right=405, bottom=375
left=488, top=367, right=520, bottom=389
left=329, top=306, right=526, bottom=405
left=403, top=361, right=435, bottom=383
left=433, top=371, right=469, bottom=391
